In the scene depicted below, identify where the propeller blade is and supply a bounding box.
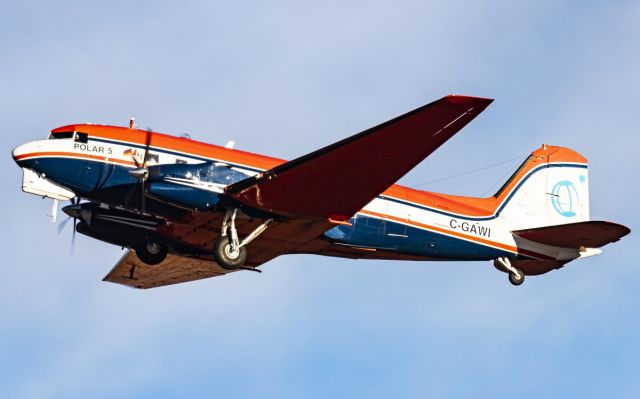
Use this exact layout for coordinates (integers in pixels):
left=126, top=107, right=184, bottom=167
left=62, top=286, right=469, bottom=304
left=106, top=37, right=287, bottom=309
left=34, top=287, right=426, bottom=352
left=127, top=129, right=153, bottom=213
left=79, top=208, right=92, bottom=226
left=140, top=130, right=153, bottom=213
left=141, top=180, right=146, bottom=214
left=60, top=199, right=81, bottom=253
left=70, top=218, right=77, bottom=254
left=142, top=129, right=152, bottom=168
left=57, top=216, right=71, bottom=234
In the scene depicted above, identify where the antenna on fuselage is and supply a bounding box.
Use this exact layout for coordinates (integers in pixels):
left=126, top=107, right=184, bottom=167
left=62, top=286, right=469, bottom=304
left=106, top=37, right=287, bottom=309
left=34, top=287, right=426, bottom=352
left=225, top=141, right=235, bottom=149
left=129, top=117, right=135, bottom=129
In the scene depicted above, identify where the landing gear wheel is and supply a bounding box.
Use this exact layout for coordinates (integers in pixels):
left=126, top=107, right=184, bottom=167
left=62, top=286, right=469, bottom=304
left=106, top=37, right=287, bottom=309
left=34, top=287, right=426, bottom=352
left=214, top=236, right=247, bottom=270
left=135, top=241, right=168, bottom=265
left=508, top=268, right=525, bottom=286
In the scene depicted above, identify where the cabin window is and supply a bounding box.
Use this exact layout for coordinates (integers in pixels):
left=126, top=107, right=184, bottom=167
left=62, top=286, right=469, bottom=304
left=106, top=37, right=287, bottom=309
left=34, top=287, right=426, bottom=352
left=362, top=217, right=382, bottom=235
left=74, top=132, right=89, bottom=143
left=144, top=154, right=159, bottom=164
left=175, top=159, right=187, bottom=164
left=49, top=132, right=75, bottom=140
left=212, top=166, right=250, bottom=185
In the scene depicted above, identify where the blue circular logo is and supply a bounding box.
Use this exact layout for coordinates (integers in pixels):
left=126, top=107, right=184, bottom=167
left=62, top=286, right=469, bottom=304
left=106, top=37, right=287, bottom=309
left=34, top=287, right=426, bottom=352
left=551, top=180, right=579, bottom=217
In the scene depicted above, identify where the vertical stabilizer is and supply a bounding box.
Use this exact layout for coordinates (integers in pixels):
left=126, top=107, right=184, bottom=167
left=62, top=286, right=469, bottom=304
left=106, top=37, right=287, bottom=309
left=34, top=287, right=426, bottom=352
left=496, top=145, right=590, bottom=230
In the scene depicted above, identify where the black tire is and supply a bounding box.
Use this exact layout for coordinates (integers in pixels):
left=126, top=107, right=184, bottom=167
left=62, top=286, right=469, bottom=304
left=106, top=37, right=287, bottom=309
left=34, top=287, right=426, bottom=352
left=135, top=241, right=168, bottom=265
left=214, top=236, right=247, bottom=270
left=508, top=268, right=525, bottom=286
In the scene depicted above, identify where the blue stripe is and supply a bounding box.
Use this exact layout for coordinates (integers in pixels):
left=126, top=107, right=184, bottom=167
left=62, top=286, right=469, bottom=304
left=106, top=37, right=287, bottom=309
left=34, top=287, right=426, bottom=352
left=325, top=214, right=530, bottom=260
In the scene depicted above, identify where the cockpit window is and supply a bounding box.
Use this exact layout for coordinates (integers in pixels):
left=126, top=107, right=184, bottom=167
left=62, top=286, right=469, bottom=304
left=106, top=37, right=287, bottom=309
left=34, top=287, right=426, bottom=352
left=48, top=131, right=90, bottom=142
left=74, top=132, right=89, bottom=143
left=49, top=132, right=74, bottom=139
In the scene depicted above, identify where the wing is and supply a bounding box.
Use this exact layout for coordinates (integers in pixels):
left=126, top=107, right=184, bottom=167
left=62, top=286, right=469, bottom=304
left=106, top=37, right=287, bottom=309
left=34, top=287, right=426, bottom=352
left=513, top=221, right=630, bottom=248
left=103, top=251, right=241, bottom=289
left=104, top=214, right=338, bottom=289
left=226, top=95, right=493, bottom=220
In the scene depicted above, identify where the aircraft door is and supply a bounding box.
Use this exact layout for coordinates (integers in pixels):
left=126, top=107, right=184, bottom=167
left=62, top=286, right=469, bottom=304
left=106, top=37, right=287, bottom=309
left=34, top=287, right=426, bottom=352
left=383, top=192, right=408, bottom=239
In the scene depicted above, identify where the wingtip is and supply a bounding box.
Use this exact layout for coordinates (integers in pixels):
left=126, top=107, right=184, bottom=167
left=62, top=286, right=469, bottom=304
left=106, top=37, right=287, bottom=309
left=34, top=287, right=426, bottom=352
left=444, top=94, right=495, bottom=105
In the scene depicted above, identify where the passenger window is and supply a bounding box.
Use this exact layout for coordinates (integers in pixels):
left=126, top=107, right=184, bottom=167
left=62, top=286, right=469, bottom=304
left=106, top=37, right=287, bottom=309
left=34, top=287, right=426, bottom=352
left=363, top=217, right=382, bottom=235
left=212, top=166, right=250, bottom=185
left=145, top=154, right=159, bottom=164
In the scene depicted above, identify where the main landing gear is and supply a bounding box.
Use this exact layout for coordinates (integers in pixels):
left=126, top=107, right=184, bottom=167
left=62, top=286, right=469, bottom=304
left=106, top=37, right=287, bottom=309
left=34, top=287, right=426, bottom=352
left=494, top=257, right=525, bottom=286
left=214, top=208, right=273, bottom=270
left=135, top=240, right=168, bottom=265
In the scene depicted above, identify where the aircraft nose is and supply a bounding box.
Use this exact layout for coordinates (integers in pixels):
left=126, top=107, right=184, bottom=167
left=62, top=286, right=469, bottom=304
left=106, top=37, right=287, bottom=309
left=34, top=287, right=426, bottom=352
left=12, top=144, right=24, bottom=162
left=12, top=142, right=32, bottom=166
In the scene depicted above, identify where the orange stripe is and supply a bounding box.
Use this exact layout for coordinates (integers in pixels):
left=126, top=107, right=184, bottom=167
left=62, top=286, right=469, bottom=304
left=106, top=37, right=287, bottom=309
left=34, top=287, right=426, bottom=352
left=379, top=146, right=587, bottom=216
left=54, top=124, right=284, bottom=171
left=51, top=125, right=589, bottom=218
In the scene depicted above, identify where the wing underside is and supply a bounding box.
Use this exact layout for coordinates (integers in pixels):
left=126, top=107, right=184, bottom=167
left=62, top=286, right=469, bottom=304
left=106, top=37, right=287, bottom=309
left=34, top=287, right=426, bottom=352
left=513, top=221, right=630, bottom=248
left=103, top=251, right=238, bottom=289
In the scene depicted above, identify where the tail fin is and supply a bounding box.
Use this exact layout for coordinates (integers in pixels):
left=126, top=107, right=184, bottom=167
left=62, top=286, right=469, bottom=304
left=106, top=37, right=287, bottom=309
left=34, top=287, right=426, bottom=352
left=496, top=145, right=590, bottom=230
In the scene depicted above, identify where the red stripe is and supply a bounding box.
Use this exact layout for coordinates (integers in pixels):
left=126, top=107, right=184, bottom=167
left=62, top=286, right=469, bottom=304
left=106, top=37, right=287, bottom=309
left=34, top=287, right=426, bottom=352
left=15, top=151, right=136, bottom=166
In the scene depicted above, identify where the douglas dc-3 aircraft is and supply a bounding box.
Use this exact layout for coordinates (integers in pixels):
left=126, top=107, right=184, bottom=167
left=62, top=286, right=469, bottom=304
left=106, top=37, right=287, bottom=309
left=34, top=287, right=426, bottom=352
left=12, top=95, right=630, bottom=288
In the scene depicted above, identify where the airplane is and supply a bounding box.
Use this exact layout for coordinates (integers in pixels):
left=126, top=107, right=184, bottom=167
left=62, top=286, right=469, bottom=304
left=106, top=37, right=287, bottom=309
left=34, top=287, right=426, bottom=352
left=11, top=95, right=630, bottom=289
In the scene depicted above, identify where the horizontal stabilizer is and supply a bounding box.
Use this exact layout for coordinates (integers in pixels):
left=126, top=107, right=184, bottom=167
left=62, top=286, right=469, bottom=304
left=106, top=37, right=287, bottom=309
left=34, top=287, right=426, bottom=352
left=510, top=259, right=569, bottom=276
left=226, top=95, right=493, bottom=219
left=513, top=221, right=630, bottom=248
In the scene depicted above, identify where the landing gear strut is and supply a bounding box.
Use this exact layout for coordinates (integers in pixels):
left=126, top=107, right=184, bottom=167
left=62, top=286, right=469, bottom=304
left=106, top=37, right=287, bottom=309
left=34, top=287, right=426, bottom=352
left=494, top=257, right=525, bottom=286
left=135, top=240, right=168, bottom=265
left=214, top=208, right=273, bottom=270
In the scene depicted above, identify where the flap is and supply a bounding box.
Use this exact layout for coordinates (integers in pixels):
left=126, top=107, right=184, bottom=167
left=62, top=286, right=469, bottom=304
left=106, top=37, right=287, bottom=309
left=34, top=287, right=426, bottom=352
left=226, top=95, right=493, bottom=219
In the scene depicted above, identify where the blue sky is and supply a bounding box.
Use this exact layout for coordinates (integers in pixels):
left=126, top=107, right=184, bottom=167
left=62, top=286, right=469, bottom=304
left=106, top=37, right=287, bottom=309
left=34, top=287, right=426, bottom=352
left=1, top=1, right=638, bottom=398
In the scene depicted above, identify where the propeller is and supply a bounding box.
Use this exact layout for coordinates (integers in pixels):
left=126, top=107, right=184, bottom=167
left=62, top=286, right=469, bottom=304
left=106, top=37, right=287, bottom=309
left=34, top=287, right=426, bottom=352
left=59, top=197, right=95, bottom=253
left=128, top=128, right=153, bottom=213
left=59, top=197, right=84, bottom=253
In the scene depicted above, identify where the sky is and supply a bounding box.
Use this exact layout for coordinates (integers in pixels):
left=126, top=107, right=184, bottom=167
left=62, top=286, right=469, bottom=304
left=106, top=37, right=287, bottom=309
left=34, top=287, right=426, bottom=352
left=1, top=1, right=638, bottom=398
